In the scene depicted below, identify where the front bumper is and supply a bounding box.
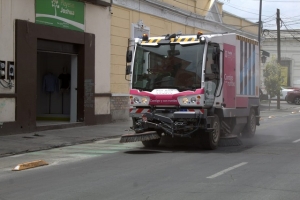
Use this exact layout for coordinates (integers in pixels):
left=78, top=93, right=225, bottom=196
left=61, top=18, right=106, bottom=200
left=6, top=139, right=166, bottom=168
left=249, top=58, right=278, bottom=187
left=129, top=108, right=206, bottom=119
left=131, top=110, right=214, bottom=138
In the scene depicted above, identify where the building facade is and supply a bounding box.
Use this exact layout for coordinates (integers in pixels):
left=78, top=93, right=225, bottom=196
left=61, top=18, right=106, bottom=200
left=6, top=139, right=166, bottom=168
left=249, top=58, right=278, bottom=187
left=0, top=0, right=112, bottom=135
left=261, top=30, right=300, bottom=88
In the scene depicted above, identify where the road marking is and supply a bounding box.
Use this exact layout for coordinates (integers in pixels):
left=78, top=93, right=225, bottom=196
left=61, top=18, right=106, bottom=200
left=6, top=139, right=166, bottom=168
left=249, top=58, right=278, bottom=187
left=207, top=162, right=248, bottom=179
left=293, top=139, right=300, bottom=143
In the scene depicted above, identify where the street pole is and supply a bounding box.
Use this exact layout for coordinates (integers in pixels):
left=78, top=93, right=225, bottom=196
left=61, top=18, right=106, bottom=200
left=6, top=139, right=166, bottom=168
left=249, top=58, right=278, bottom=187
left=258, top=0, right=262, bottom=105
left=258, top=0, right=262, bottom=46
left=276, top=9, right=281, bottom=109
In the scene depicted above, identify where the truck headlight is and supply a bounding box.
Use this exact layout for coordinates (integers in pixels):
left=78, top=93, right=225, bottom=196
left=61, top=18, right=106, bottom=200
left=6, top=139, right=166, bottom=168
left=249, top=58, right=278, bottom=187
left=130, top=96, right=150, bottom=105
left=133, top=97, right=140, bottom=104
left=141, top=97, right=148, bottom=104
left=191, top=97, right=196, bottom=103
left=182, top=97, right=189, bottom=104
left=178, top=95, right=201, bottom=105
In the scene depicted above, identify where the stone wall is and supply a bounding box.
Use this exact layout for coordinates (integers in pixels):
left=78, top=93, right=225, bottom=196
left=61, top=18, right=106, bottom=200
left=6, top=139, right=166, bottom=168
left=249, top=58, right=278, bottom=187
left=110, top=95, right=130, bottom=120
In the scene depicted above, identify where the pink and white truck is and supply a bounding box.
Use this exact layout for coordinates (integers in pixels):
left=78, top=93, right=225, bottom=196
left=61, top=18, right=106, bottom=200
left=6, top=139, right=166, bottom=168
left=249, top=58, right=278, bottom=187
left=121, top=32, right=260, bottom=150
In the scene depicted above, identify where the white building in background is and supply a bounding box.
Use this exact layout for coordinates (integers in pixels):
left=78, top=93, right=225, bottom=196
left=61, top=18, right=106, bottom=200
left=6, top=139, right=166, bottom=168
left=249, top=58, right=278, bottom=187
left=261, top=30, right=300, bottom=88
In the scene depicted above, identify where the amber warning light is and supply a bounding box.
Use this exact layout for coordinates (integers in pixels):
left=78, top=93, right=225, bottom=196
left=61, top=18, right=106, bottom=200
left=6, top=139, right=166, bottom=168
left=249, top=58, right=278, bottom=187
left=197, top=31, right=203, bottom=39
left=142, top=34, right=149, bottom=41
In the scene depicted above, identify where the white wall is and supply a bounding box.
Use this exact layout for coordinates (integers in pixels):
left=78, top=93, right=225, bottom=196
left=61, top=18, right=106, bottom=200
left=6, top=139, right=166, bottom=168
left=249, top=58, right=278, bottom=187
left=85, top=3, right=111, bottom=93
left=0, top=0, right=35, bottom=122
left=0, top=0, right=35, bottom=62
left=0, top=98, right=15, bottom=122
left=95, top=97, right=110, bottom=114
left=0, top=0, right=34, bottom=94
left=261, top=38, right=300, bottom=88
left=85, top=3, right=111, bottom=115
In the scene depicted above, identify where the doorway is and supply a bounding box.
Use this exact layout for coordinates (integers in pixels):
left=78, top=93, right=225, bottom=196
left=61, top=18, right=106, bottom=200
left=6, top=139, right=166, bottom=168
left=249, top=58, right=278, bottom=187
left=13, top=20, right=96, bottom=134
left=36, top=52, right=78, bottom=126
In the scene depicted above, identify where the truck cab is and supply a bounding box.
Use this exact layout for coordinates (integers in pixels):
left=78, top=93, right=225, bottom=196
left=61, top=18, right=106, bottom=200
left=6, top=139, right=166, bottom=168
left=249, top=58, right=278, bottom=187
left=122, top=32, right=260, bottom=150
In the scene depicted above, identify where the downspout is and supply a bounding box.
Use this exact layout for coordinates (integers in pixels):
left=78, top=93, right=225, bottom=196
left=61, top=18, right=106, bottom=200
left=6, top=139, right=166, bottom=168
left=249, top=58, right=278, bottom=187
left=109, top=0, right=113, bottom=14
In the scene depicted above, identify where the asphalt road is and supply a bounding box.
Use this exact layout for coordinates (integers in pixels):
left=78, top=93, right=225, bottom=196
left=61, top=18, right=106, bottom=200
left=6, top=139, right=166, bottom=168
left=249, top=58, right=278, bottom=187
left=1, top=109, right=300, bottom=200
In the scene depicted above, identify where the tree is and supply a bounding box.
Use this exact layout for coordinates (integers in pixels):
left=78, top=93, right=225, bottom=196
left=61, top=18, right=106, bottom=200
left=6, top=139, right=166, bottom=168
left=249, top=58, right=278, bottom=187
left=263, top=56, right=283, bottom=109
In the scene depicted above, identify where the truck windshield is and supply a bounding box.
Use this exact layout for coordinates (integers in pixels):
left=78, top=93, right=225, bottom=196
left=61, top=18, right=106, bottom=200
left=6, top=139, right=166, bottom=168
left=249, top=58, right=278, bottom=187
left=132, top=43, right=204, bottom=91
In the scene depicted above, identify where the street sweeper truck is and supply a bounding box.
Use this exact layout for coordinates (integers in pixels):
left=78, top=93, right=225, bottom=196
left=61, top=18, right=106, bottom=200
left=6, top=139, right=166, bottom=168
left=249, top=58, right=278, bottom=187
left=120, top=32, right=260, bottom=150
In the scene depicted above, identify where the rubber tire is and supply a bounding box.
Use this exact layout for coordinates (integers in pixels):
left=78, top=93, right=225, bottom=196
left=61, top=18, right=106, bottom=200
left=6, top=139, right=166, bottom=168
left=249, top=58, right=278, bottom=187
left=142, top=138, right=160, bottom=147
left=294, top=97, right=300, bottom=105
left=201, top=114, right=220, bottom=150
left=285, top=97, right=293, bottom=104
left=242, top=108, right=256, bottom=138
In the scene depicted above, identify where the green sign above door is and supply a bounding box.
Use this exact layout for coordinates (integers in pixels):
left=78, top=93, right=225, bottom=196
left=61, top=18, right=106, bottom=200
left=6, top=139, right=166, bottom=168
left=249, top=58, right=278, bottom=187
left=35, top=0, right=85, bottom=32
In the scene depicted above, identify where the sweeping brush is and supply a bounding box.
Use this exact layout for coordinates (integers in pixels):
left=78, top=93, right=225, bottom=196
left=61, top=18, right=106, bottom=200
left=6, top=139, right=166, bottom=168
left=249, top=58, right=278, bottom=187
left=120, top=131, right=160, bottom=143
left=218, top=135, right=243, bottom=147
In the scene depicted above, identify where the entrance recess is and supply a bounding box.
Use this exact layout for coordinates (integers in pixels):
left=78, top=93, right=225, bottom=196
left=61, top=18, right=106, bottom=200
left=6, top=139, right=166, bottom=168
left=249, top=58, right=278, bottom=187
left=13, top=20, right=95, bottom=134
left=36, top=51, right=78, bottom=126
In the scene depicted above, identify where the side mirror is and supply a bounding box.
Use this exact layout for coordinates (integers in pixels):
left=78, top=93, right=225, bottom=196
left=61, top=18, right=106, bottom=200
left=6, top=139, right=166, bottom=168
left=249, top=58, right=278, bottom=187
left=126, top=64, right=131, bottom=75
left=211, top=64, right=219, bottom=74
left=126, top=50, right=132, bottom=63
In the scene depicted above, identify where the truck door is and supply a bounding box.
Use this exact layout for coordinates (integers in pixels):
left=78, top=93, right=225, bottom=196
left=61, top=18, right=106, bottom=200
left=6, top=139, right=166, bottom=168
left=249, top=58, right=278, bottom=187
left=204, top=44, right=220, bottom=107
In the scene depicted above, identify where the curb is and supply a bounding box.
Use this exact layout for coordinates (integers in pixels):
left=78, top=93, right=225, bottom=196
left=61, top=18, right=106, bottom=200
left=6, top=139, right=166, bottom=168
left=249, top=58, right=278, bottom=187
left=260, top=106, right=299, bottom=112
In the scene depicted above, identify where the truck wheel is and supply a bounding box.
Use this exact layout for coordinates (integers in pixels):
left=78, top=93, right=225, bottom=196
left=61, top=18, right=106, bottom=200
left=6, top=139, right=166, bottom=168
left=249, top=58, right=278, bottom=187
left=242, top=109, right=256, bottom=138
left=201, top=114, right=220, bottom=150
left=142, top=138, right=160, bottom=147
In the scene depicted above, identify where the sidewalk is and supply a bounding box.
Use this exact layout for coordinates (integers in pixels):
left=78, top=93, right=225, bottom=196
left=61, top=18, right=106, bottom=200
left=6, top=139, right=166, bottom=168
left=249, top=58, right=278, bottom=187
left=0, top=102, right=298, bottom=158
left=259, top=101, right=300, bottom=122
left=0, top=120, right=133, bottom=158
left=260, top=100, right=299, bottom=114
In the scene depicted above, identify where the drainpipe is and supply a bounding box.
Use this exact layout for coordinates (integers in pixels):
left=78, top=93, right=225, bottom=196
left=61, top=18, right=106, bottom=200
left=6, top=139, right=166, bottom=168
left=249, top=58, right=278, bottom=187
left=109, top=0, right=113, bottom=14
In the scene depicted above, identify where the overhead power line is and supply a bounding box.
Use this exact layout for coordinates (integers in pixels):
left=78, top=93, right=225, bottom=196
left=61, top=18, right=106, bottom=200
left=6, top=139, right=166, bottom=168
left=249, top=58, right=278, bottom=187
left=263, top=18, right=300, bottom=42
left=223, top=3, right=270, bottom=17
left=174, top=0, right=274, bottom=20
left=280, top=14, right=300, bottom=19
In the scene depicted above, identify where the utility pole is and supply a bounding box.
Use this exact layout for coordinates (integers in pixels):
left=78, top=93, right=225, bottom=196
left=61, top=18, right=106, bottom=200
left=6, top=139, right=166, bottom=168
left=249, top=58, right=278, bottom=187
left=258, top=0, right=262, bottom=46
left=258, top=0, right=262, bottom=100
left=276, top=9, right=281, bottom=109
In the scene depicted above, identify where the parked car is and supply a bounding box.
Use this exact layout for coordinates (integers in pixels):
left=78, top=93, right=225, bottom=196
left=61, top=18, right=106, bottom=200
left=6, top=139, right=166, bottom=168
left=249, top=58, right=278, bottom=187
left=269, top=86, right=299, bottom=101
left=286, top=90, right=300, bottom=104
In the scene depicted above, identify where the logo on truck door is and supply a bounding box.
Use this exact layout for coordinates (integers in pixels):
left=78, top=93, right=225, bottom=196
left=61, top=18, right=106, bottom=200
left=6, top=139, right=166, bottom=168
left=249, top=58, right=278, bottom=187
left=224, top=74, right=235, bottom=87
left=225, top=50, right=233, bottom=58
